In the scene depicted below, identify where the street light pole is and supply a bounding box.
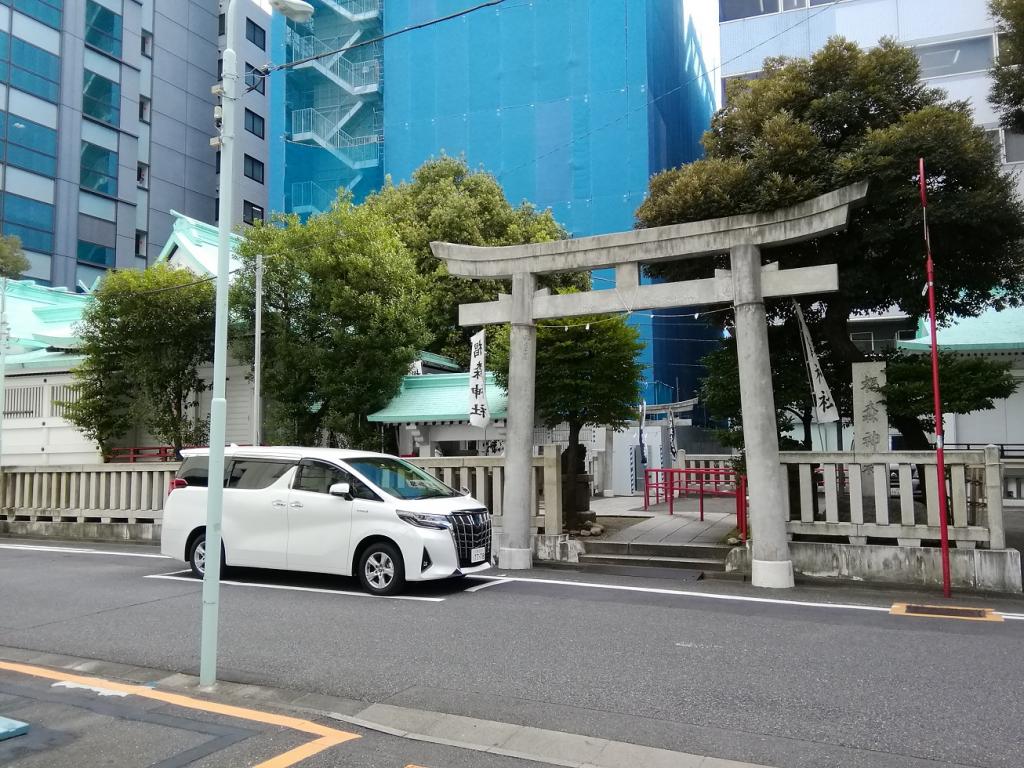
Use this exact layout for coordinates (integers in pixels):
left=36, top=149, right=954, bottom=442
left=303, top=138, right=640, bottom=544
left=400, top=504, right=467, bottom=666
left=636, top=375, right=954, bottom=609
left=201, top=0, right=313, bottom=689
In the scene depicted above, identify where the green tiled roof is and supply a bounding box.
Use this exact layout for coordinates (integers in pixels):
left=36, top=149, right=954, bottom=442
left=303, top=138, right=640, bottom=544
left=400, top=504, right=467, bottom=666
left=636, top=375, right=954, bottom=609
left=418, top=350, right=460, bottom=371
left=2, top=280, right=91, bottom=371
left=368, top=372, right=507, bottom=423
left=897, top=306, right=1024, bottom=352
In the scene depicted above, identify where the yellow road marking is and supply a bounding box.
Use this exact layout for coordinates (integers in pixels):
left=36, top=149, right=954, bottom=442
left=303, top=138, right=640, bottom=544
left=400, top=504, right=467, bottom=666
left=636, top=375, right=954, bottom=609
left=0, top=660, right=359, bottom=767
left=890, top=603, right=1004, bottom=622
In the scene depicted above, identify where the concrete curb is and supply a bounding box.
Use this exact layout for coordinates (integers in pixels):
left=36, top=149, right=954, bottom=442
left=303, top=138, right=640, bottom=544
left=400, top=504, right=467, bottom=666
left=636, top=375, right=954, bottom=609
left=0, top=645, right=772, bottom=768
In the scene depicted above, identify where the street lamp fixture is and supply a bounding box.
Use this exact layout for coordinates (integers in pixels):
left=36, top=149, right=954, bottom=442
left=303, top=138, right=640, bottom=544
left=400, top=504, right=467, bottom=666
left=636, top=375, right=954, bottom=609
left=199, top=0, right=315, bottom=690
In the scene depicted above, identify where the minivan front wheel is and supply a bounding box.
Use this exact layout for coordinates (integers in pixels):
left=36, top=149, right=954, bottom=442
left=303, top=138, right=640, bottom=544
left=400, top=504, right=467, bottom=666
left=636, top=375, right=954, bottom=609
left=188, top=533, right=227, bottom=580
left=358, top=542, right=405, bottom=596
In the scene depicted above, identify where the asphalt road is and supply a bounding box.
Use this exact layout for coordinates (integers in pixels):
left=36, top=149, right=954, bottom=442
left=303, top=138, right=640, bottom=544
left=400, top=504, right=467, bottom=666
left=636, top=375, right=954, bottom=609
left=1, top=539, right=1022, bottom=768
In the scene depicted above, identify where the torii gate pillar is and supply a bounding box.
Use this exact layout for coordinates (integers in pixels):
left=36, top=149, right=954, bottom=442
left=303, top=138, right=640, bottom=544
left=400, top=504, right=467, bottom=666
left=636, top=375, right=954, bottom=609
left=432, top=182, right=869, bottom=588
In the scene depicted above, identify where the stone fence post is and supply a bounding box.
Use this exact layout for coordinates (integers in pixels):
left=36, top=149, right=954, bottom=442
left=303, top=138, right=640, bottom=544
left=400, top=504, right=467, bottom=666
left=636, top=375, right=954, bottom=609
left=985, top=445, right=1006, bottom=549
left=542, top=444, right=563, bottom=535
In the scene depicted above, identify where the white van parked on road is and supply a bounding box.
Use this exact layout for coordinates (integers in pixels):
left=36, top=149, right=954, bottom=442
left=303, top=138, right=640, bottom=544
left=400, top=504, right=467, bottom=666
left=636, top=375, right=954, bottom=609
left=160, top=447, right=492, bottom=595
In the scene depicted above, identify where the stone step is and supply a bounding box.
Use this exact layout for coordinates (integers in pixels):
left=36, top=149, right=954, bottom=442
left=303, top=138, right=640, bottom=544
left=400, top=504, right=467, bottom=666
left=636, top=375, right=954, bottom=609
left=578, top=553, right=727, bottom=572
left=584, top=540, right=734, bottom=560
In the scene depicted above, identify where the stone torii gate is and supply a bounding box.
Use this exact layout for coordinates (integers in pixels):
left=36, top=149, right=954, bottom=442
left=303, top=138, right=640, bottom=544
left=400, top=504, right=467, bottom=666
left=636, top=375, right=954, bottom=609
left=431, top=182, right=868, bottom=588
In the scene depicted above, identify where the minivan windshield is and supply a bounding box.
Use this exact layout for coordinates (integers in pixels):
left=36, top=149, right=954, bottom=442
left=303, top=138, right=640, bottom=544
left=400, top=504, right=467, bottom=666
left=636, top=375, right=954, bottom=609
left=345, top=457, right=459, bottom=500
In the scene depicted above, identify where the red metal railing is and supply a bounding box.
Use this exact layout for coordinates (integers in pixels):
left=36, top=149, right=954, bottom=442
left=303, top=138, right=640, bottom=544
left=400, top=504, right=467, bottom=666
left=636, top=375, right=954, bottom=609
left=107, top=446, right=179, bottom=463
left=643, top=467, right=747, bottom=542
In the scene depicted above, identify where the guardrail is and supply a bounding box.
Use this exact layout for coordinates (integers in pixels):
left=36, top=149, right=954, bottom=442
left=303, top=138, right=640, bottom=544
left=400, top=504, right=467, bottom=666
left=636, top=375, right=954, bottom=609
left=644, top=467, right=747, bottom=540
left=779, top=448, right=1004, bottom=549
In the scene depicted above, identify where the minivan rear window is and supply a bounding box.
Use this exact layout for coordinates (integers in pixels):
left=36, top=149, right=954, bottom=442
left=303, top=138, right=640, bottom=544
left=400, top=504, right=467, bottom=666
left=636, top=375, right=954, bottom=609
left=178, top=456, right=224, bottom=488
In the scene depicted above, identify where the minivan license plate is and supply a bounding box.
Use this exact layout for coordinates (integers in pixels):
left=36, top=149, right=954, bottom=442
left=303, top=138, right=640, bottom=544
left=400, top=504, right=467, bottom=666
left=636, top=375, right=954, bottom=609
left=471, top=546, right=486, bottom=563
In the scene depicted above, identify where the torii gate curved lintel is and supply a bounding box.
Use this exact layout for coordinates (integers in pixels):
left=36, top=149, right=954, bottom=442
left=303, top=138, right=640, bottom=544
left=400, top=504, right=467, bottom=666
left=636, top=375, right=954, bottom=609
left=430, top=182, right=869, bottom=588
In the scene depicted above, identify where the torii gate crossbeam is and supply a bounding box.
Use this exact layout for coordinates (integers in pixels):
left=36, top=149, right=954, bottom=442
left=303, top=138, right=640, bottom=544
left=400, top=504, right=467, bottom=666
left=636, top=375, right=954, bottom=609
left=431, top=182, right=868, bottom=589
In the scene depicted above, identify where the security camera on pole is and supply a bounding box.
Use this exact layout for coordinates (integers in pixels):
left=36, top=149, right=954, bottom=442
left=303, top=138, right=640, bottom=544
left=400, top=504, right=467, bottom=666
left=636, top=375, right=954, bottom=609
left=200, top=0, right=313, bottom=690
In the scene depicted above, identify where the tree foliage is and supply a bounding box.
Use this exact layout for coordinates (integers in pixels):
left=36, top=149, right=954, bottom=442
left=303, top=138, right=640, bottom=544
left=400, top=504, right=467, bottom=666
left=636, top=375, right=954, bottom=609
left=990, top=0, right=1024, bottom=132
left=0, top=235, right=29, bottom=279
left=637, top=37, right=1024, bottom=446
left=66, top=264, right=215, bottom=456
left=364, top=157, right=587, bottom=363
left=231, top=198, right=430, bottom=448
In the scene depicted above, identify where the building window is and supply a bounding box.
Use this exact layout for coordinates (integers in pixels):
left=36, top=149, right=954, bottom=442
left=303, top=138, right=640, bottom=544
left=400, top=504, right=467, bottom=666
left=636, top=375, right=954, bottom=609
left=896, top=329, right=918, bottom=342
left=139, top=96, right=152, bottom=124
left=243, top=154, right=264, bottom=184
left=7, top=35, right=61, bottom=103
left=215, top=150, right=221, bottom=174
left=720, top=0, right=779, bottom=22
left=83, top=70, right=121, bottom=127
left=3, top=112, right=58, bottom=177
left=2, top=193, right=55, bottom=253
left=243, top=200, right=264, bottom=224
left=135, top=230, right=147, bottom=258
left=218, top=13, right=226, bottom=36
left=915, top=37, right=994, bottom=79
left=137, top=163, right=149, bottom=189
left=246, top=18, right=266, bottom=50
left=245, top=63, right=265, bottom=94
left=77, top=240, right=116, bottom=267
left=141, top=31, right=153, bottom=58
left=12, top=0, right=63, bottom=30
left=850, top=331, right=875, bottom=353
left=244, top=108, right=265, bottom=139
left=84, top=0, right=123, bottom=59
left=80, top=141, right=119, bottom=197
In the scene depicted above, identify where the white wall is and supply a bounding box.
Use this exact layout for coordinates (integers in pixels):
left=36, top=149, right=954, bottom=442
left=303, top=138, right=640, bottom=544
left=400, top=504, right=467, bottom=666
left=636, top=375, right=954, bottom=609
left=2, top=372, right=103, bottom=465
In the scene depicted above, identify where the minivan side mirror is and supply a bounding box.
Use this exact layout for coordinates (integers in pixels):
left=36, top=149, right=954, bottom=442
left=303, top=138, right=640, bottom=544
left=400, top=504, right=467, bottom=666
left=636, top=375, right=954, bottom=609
left=460, top=486, right=471, bottom=496
left=329, top=482, right=351, bottom=498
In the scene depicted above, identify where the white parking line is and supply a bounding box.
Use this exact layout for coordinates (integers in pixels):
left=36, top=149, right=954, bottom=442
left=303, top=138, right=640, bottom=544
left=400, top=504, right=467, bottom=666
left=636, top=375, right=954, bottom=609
left=0, top=543, right=170, bottom=559
left=144, top=573, right=446, bottom=602
left=465, top=574, right=1023, bottom=621
left=465, top=577, right=511, bottom=593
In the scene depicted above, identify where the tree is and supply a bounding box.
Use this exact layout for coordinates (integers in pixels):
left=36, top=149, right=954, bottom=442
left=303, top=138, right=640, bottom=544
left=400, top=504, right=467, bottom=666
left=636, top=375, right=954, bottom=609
left=0, top=235, right=29, bottom=279
left=990, top=0, right=1024, bottom=132
left=637, top=37, right=1024, bottom=448
left=66, top=264, right=215, bottom=457
left=364, top=156, right=587, bottom=363
left=490, top=313, right=644, bottom=526
left=231, top=198, right=430, bottom=448
left=880, top=352, right=1019, bottom=442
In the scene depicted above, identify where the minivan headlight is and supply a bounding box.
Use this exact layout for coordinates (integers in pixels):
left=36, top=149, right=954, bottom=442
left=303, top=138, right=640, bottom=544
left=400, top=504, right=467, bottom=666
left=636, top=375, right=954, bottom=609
left=397, top=510, right=452, bottom=530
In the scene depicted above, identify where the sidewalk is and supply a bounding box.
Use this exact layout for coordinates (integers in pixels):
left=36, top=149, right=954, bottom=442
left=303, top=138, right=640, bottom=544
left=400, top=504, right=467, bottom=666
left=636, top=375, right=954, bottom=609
left=592, top=495, right=737, bottom=546
left=0, top=647, right=770, bottom=768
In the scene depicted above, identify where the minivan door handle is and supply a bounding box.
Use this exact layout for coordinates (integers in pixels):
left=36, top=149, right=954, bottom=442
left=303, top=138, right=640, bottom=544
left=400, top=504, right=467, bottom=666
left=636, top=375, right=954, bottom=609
left=289, top=501, right=303, bottom=509
left=271, top=499, right=286, bottom=508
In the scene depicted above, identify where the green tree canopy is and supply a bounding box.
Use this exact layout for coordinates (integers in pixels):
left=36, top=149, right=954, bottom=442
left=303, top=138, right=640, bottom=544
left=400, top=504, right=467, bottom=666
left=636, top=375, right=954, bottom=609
left=231, top=198, right=430, bottom=448
left=637, top=37, right=1024, bottom=447
left=65, top=264, right=215, bottom=456
left=363, top=156, right=587, bottom=363
left=991, top=0, right=1024, bottom=131
left=0, top=235, right=29, bottom=280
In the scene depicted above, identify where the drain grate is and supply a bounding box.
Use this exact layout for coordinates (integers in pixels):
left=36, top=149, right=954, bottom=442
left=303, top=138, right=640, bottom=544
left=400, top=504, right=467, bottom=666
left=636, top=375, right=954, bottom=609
left=890, top=603, right=1003, bottom=622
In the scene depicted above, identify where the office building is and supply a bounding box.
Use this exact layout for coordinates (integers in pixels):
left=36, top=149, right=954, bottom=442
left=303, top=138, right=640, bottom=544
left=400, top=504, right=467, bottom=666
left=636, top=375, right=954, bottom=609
left=271, top=0, right=720, bottom=403
left=0, top=0, right=269, bottom=290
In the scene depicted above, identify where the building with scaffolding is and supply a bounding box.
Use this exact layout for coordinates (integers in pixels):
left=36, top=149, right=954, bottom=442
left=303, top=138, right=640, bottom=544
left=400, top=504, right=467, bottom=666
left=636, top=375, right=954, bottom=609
left=269, top=0, right=720, bottom=404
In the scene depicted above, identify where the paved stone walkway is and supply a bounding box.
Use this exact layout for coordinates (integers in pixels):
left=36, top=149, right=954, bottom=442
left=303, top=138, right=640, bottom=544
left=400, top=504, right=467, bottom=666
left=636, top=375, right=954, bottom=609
left=593, top=496, right=738, bottom=545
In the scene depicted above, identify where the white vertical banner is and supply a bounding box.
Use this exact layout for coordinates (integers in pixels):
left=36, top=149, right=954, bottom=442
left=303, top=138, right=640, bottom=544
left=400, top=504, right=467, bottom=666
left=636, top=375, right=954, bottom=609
left=668, top=408, right=677, bottom=460
left=793, top=302, right=839, bottom=423
left=469, top=329, right=490, bottom=428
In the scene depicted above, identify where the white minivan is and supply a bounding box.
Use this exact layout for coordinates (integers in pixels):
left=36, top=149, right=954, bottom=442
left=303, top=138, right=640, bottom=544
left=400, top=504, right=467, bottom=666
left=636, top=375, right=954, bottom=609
left=161, top=447, right=492, bottom=595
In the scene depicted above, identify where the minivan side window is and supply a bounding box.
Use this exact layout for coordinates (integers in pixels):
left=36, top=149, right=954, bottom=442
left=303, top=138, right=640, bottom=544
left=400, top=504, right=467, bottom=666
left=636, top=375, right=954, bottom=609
left=227, top=459, right=292, bottom=490
left=293, top=461, right=380, bottom=501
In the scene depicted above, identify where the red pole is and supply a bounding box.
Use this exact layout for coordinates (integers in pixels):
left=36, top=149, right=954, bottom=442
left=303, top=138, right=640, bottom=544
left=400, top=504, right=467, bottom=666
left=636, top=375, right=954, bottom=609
left=919, top=158, right=952, bottom=598
left=699, top=473, right=705, bottom=522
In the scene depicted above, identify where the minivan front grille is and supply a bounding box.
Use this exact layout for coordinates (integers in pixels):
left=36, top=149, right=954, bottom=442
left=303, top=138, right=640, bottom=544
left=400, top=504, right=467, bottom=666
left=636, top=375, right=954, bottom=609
left=450, top=509, right=491, bottom=567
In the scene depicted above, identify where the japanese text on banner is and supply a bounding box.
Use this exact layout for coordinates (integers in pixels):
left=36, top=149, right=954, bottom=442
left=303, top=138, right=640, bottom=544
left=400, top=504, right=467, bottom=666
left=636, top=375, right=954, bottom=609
left=469, top=329, right=490, bottom=428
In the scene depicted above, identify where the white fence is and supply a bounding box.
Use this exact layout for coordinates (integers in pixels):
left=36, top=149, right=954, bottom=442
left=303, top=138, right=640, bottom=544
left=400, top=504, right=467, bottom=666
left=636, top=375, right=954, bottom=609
left=1, top=464, right=178, bottom=523
left=779, top=448, right=1005, bottom=549
left=0, top=447, right=566, bottom=535
left=410, top=445, right=562, bottom=534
